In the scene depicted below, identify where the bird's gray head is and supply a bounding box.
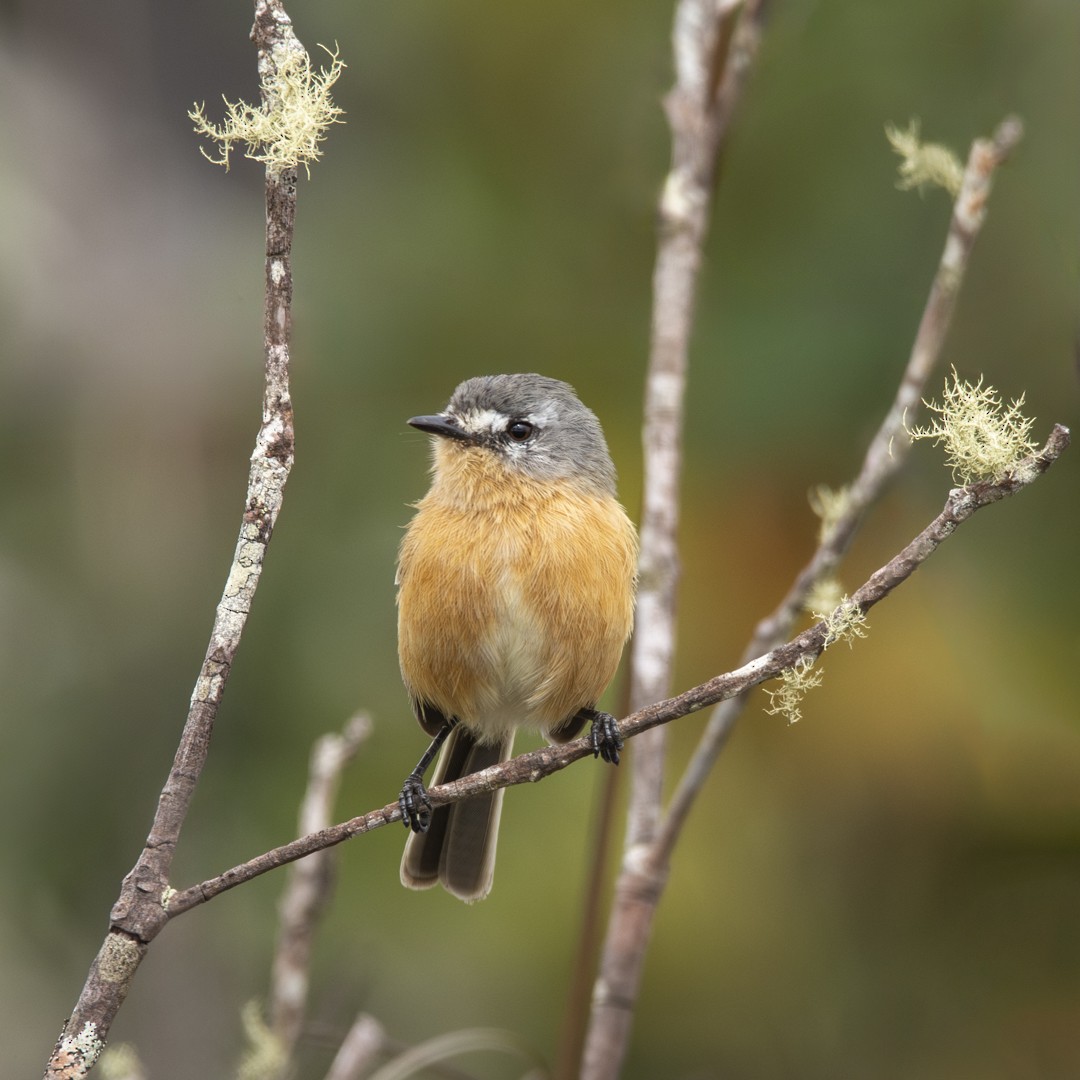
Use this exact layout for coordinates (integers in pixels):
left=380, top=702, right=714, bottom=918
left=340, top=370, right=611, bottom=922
left=408, top=374, right=617, bottom=494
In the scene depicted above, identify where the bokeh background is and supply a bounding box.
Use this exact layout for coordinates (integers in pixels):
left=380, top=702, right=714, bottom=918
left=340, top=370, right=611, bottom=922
left=2, top=1, right=1078, bottom=1077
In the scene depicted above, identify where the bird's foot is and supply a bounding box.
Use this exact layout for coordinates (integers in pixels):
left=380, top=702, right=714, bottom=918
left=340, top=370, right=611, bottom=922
left=587, top=710, right=623, bottom=766
left=398, top=773, right=432, bottom=833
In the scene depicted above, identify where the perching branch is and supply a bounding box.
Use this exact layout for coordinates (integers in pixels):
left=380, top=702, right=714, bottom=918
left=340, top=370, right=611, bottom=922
left=44, top=4, right=308, bottom=1077
left=159, top=422, right=1068, bottom=919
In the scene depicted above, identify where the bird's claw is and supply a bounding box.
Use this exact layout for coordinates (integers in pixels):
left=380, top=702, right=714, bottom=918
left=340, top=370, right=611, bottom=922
left=588, top=711, right=623, bottom=766
left=399, top=774, right=432, bottom=833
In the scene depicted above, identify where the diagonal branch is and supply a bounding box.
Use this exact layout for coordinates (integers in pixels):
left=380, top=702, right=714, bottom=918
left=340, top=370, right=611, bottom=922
left=655, top=114, right=1025, bottom=859
left=161, top=423, right=1068, bottom=920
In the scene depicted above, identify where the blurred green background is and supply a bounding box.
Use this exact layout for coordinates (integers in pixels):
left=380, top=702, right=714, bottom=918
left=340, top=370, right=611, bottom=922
left=2, top=0, right=1078, bottom=1077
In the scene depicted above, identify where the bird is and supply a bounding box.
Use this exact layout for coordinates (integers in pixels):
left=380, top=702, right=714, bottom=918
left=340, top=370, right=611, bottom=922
left=396, top=373, right=638, bottom=902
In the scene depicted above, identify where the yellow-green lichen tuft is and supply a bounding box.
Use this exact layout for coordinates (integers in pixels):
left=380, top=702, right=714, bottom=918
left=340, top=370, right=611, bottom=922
left=236, top=1000, right=288, bottom=1080
left=190, top=44, right=345, bottom=176
left=886, top=119, right=963, bottom=197
left=910, top=367, right=1038, bottom=484
left=803, top=577, right=844, bottom=623
left=99, top=1043, right=145, bottom=1080
left=808, top=484, right=853, bottom=545
left=764, top=656, right=823, bottom=726
left=817, top=595, right=869, bottom=649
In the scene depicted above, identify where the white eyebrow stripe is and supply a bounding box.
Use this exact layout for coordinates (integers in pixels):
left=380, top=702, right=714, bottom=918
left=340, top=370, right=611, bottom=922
left=457, top=407, right=505, bottom=435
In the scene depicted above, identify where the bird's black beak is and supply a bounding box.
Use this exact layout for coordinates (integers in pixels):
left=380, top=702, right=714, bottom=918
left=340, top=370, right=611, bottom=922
left=407, top=414, right=475, bottom=443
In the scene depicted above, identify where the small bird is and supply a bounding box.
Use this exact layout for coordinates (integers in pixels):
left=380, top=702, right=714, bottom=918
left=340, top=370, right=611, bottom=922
left=396, top=373, right=638, bottom=902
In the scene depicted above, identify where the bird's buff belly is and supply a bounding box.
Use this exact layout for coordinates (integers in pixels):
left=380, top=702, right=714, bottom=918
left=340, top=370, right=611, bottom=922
left=397, top=488, right=636, bottom=744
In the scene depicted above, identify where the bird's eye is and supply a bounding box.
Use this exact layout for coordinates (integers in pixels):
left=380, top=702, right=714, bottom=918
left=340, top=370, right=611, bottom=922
left=507, top=420, right=534, bottom=442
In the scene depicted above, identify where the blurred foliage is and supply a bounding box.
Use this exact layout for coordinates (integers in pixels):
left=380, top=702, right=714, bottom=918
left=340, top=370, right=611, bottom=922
left=1, top=0, right=1078, bottom=1077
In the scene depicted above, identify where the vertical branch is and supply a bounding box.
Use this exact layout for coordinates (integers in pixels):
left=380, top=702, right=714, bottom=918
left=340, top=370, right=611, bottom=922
left=580, top=3, right=766, bottom=1078
left=627, top=0, right=752, bottom=842
left=43, top=5, right=304, bottom=1076
left=270, top=716, right=371, bottom=1060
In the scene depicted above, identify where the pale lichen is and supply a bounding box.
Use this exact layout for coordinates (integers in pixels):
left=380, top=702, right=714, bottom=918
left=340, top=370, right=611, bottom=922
left=886, top=119, right=964, bottom=197
left=910, top=367, right=1038, bottom=484
left=817, top=595, right=869, bottom=649
left=236, top=1000, right=288, bottom=1080
left=98, top=933, right=142, bottom=984
left=190, top=44, right=345, bottom=176
left=803, top=577, right=844, bottom=623
left=808, top=483, right=853, bottom=544
left=764, top=656, right=823, bottom=726
left=53, top=1021, right=105, bottom=1079
left=99, top=1043, right=145, bottom=1080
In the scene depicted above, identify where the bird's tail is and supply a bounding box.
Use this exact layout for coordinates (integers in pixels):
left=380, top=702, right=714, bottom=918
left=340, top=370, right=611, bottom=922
left=400, top=726, right=514, bottom=902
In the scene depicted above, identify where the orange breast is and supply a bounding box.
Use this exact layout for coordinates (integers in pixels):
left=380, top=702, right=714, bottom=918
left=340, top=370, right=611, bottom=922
left=397, top=465, right=637, bottom=743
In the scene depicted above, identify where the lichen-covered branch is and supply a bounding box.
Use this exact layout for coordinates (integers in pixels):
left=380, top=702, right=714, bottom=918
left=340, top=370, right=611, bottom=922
left=655, top=114, right=1025, bottom=860
left=43, top=5, right=308, bottom=1076
left=190, top=44, right=344, bottom=175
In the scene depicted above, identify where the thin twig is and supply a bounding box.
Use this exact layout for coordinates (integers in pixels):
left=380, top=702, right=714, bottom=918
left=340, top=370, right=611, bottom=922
left=162, top=423, right=1068, bottom=917
left=271, top=714, right=372, bottom=1059
left=323, top=1014, right=387, bottom=1080
left=655, top=114, right=1025, bottom=860
left=366, top=1029, right=545, bottom=1080
left=43, top=5, right=303, bottom=1077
